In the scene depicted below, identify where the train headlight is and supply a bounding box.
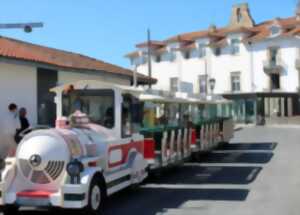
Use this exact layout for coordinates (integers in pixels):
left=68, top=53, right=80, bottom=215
left=66, top=159, right=84, bottom=177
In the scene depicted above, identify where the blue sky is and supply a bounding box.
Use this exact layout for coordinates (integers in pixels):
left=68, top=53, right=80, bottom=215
left=0, top=0, right=298, bottom=68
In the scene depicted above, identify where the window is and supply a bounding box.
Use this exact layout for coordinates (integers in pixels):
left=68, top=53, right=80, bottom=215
left=184, top=51, right=190, bottom=59
left=269, top=47, right=279, bottom=66
left=198, top=75, right=207, bottom=94
left=139, top=56, right=146, bottom=65
left=231, top=39, right=240, bottom=55
left=231, top=72, right=241, bottom=92
left=62, top=89, right=115, bottom=129
left=130, top=58, right=134, bottom=66
left=122, top=94, right=142, bottom=137
left=155, top=55, right=161, bottom=63
left=142, top=102, right=165, bottom=128
left=166, top=103, right=180, bottom=127
left=271, top=74, right=280, bottom=90
left=269, top=25, right=281, bottom=37
left=199, top=45, right=206, bottom=58
left=214, top=47, right=221, bottom=56
left=170, top=77, right=179, bottom=92
left=237, top=8, right=242, bottom=23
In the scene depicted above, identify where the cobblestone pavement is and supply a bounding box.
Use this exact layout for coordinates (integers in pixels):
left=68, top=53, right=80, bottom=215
left=5, top=126, right=300, bottom=215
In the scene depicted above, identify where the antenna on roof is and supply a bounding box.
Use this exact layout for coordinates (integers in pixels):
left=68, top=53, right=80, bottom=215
left=0, top=22, right=43, bottom=33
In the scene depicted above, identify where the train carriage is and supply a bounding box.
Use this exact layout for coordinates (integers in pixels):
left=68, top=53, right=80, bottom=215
left=139, top=93, right=195, bottom=171
left=0, top=80, right=148, bottom=214
left=190, top=98, right=234, bottom=157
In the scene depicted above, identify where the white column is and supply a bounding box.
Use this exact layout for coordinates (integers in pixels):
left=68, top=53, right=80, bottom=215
left=54, top=93, right=63, bottom=118
left=281, top=97, right=285, bottom=117
left=288, top=98, right=293, bottom=117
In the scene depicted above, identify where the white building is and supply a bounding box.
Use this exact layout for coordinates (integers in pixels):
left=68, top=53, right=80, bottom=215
left=0, top=36, right=153, bottom=127
left=126, top=3, right=300, bottom=124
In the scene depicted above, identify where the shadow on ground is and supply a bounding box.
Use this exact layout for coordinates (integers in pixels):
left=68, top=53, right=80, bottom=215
left=148, top=165, right=262, bottom=185
left=103, top=188, right=249, bottom=215
left=198, top=152, right=273, bottom=164
left=218, top=142, right=277, bottom=151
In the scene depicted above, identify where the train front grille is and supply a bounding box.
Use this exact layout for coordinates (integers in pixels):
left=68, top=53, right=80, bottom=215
left=19, top=159, right=65, bottom=184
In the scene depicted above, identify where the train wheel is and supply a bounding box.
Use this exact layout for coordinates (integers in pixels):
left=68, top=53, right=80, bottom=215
left=84, top=174, right=106, bottom=215
left=192, top=153, right=201, bottom=162
left=1, top=205, right=19, bottom=215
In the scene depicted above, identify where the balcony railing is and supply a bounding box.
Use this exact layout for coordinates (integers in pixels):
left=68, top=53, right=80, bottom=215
left=263, top=57, right=285, bottom=74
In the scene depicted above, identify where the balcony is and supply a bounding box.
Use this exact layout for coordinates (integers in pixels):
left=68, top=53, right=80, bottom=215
left=263, top=57, right=285, bottom=75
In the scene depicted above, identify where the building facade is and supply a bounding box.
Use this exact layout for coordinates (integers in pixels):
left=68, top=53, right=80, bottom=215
left=126, top=3, right=300, bottom=124
left=0, top=36, right=152, bottom=128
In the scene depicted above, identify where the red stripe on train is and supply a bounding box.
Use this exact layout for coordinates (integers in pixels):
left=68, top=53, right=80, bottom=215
left=108, top=140, right=144, bottom=168
left=144, top=138, right=155, bottom=159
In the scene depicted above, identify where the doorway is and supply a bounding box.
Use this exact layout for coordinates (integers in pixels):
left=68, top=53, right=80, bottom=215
left=37, top=68, right=58, bottom=126
left=271, top=74, right=280, bottom=90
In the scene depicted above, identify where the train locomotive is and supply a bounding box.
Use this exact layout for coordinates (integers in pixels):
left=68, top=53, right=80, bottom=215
left=0, top=81, right=148, bottom=214
left=0, top=80, right=234, bottom=214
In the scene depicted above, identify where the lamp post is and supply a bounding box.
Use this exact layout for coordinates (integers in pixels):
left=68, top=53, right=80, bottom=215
left=209, top=78, right=216, bottom=97
left=0, top=22, right=43, bottom=33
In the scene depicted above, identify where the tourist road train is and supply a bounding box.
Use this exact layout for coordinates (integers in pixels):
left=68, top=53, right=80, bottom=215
left=0, top=80, right=234, bottom=214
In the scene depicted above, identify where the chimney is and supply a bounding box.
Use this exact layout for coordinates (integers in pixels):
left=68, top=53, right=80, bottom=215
left=229, top=3, right=255, bottom=28
left=209, top=24, right=217, bottom=33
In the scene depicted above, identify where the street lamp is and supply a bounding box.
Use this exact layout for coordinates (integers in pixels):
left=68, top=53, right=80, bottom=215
left=209, top=78, right=216, bottom=95
left=0, top=22, right=43, bottom=33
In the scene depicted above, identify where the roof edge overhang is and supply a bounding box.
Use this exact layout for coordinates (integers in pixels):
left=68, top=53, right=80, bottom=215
left=0, top=56, right=156, bottom=85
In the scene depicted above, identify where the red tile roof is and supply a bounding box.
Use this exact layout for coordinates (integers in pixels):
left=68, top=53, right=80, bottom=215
left=136, top=40, right=165, bottom=48
left=0, top=36, right=156, bottom=84
left=127, top=16, right=300, bottom=56
left=124, top=51, right=140, bottom=58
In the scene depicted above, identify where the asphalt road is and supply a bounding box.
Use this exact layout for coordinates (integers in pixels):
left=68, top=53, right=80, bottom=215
left=5, top=126, right=300, bottom=215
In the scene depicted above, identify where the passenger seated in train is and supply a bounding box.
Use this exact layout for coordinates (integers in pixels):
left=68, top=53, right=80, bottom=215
left=103, top=107, right=114, bottom=128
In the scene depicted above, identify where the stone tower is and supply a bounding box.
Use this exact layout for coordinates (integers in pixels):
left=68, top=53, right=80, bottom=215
left=296, top=0, right=300, bottom=20
left=229, top=3, right=255, bottom=28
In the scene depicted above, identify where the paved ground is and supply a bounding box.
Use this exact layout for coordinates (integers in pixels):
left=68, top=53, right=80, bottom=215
left=8, top=126, right=300, bottom=215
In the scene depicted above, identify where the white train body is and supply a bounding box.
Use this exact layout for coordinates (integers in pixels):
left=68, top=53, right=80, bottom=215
left=0, top=81, right=148, bottom=212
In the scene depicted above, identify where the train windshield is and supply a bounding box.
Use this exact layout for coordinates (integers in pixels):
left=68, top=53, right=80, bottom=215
left=62, top=89, right=115, bottom=128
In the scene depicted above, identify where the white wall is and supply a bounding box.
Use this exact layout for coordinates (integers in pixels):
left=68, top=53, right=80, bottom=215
left=0, top=62, right=132, bottom=129
left=0, top=62, right=37, bottom=125
left=252, top=37, right=300, bottom=92
left=134, top=36, right=300, bottom=95
left=58, top=70, right=131, bottom=86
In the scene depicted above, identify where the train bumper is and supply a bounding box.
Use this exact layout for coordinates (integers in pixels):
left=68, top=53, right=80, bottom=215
left=61, top=184, right=88, bottom=209
left=0, top=183, right=88, bottom=209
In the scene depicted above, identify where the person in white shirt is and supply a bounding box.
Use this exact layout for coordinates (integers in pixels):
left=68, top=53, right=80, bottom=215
left=0, top=103, right=21, bottom=158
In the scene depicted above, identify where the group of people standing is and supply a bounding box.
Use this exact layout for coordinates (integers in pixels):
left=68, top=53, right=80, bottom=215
left=0, top=103, right=30, bottom=159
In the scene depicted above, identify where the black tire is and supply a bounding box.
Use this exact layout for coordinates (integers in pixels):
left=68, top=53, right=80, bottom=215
left=1, top=205, right=19, bottom=215
left=83, top=174, right=107, bottom=215
left=129, top=182, right=140, bottom=191
left=192, top=153, right=201, bottom=162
